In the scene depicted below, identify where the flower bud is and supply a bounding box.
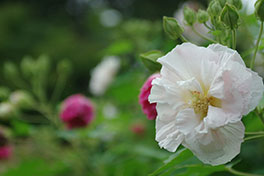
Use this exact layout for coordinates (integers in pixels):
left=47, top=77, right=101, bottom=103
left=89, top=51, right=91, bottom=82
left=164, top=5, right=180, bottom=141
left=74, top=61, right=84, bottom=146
left=3, top=62, right=18, bottom=80
left=163, top=16, right=184, bottom=40
left=227, top=0, right=242, bottom=10
left=20, top=56, right=35, bottom=78
left=220, top=3, right=239, bottom=29
left=197, top=10, right=209, bottom=23
left=9, top=90, right=34, bottom=109
left=0, top=102, right=14, bottom=119
left=139, top=74, right=160, bottom=120
left=131, top=123, right=145, bottom=136
left=183, top=6, right=196, bottom=26
left=37, top=55, right=50, bottom=75
left=60, top=94, right=95, bottom=129
left=207, top=0, right=222, bottom=17
left=255, top=0, right=264, bottom=21
left=217, top=0, right=227, bottom=8
left=57, top=60, right=72, bottom=75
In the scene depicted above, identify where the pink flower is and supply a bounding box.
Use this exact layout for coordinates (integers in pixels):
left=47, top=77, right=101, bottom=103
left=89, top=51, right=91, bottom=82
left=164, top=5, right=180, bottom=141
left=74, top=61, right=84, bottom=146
left=0, top=133, right=12, bottom=160
left=0, top=146, right=12, bottom=160
left=60, top=94, right=95, bottom=129
left=131, top=123, right=145, bottom=135
left=139, top=74, right=160, bottom=120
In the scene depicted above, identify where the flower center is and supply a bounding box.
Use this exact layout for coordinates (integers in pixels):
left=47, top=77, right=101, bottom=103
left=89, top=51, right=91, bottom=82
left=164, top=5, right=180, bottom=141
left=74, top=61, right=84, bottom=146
left=191, top=91, right=221, bottom=119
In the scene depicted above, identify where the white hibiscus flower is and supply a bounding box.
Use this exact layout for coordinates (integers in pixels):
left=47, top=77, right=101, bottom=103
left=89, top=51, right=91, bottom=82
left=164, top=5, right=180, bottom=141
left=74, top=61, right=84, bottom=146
left=149, top=43, right=264, bottom=165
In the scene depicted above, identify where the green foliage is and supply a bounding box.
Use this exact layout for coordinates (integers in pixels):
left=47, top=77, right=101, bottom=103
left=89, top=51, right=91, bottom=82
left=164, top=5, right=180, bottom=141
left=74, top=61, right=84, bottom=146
left=183, top=7, right=197, bottom=26
left=197, top=10, right=209, bottom=23
left=255, top=0, right=264, bottom=21
left=220, top=3, right=240, bottom=29
left=163, top=16, right=184, bottom=40
left=140, top=50, right=163, bottom=72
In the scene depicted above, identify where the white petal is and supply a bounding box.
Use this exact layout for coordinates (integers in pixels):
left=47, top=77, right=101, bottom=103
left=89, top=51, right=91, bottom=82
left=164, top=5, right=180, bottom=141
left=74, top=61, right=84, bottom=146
left=208, top=44, right=245, bottom=67
left=222, top=62, right=264, bottom=115
left=175, top=108, right=200, bottom=135
left=158, top=43, right=218, bottom=83
left=155, top=119, right=184, bottom=152
left=204, top=106, right=241, bottom=129
left=183, top=121, right=245, bottom=166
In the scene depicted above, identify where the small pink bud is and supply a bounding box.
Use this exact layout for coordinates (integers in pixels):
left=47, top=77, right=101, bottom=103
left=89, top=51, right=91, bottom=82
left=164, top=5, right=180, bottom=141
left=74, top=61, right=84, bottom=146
left=60, top=94, right=95, bottom=129
left=131, top=123, right=145, bottom=135
left=139, top=74, right=160, bottom=120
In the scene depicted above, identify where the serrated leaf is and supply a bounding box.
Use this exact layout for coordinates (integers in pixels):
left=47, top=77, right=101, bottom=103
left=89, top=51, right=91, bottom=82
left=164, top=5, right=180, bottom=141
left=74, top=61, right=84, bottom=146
left=140, top=50, right=163, bottom=72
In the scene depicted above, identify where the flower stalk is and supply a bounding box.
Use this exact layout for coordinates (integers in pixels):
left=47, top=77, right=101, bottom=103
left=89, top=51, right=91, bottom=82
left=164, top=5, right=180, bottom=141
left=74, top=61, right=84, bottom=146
left=250, top=21, right=264, bottom=69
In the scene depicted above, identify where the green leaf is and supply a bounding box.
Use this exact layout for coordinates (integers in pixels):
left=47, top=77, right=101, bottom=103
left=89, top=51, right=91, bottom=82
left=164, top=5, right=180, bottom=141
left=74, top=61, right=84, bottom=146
left=149, top=148, right=193, bottom=176
left=140, top=50, right=163, bottom=72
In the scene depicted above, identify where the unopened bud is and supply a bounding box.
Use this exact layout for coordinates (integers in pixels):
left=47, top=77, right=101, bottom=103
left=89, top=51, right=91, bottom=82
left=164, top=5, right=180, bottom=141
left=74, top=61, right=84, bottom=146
left=163, top=16, right=184, bottom=40
left=220, top=3, right=239, bottom=29
left=255, top=0, right=264, bottom=21
left=9, top=90, right=34, bottom=109
left=208, top=0, right=222, bottom=17
left=57, top=60, right=72, bottom=75
left=20, top=56, right=35, bottom=78
left=197, top=10, right=209, bottom=23
left=0, top=102, right=14, bottom=119
left=217, top=0, right=227, bottom=8
left=227, top=0, right=242, bottom=10
left=3, top=62, right=18, bottom=80
left=183, top=6, right=196, bottom=26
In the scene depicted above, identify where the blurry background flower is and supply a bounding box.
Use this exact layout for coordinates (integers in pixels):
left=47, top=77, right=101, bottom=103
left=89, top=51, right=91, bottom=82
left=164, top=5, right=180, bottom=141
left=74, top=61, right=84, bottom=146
left=131, top=123, right=145, bottom=136
left=89, top=56, right=120, bottom=96
left=60, top=94, right=95, bottom=129
left=0, top=132, right=12, bottom=160
left=174, top=1, right=210, bottom=44
left=102, top=103, right=118, bottom=119
left=241, top=0, right=257, bottom=14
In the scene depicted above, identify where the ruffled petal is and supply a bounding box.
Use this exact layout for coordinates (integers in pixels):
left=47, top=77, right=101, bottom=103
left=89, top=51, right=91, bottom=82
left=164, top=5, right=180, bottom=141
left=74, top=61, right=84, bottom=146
left=156, top=119, right=184, bottom=152
left=204, top=106, right=241, bottom=129
left=183, top=121, right=245, bottom=166
left=175, top=108, right=200, bottom=135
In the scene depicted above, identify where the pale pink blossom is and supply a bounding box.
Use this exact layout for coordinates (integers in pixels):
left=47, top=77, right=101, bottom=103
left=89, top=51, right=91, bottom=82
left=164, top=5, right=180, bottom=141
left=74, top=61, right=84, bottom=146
left=149, top=43, right=264, bottom=165
left=139, top=74, right=160, bottom=120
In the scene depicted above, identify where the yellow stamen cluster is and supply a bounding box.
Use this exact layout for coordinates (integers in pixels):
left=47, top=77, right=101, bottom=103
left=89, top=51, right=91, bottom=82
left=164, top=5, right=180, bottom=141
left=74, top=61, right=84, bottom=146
left=191, top=91, right=221, bottom=119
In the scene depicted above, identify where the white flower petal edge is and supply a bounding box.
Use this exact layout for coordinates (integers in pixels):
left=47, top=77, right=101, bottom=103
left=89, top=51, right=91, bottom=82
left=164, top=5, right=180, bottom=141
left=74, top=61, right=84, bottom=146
left=150, top=43, right=264, bottom=166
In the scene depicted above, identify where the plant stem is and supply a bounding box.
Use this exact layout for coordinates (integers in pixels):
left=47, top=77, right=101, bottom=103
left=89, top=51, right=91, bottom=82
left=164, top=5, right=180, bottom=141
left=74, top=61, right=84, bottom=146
left=244, top=134, right=264, bottom=141
left=51, top=73, right=67, bottom=104
left=250, top=21, right=264, bottom=69
left=245, top=131, right=264, bottom=135
left=226, top=167, right=264, bottom=176
left=191, top=26, right=217, bottom=43
left=232, top=29, right=236, bottom=49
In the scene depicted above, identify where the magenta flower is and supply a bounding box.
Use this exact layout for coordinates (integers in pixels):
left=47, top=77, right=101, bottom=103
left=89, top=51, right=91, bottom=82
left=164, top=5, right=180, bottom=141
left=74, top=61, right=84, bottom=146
left=0, top=133, right=12, bottom=160
left=139, top=74, right=160, bottom=120
left=0, top=146, right=12, bottom=160
left=60, top=94, right=95, bottom=129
